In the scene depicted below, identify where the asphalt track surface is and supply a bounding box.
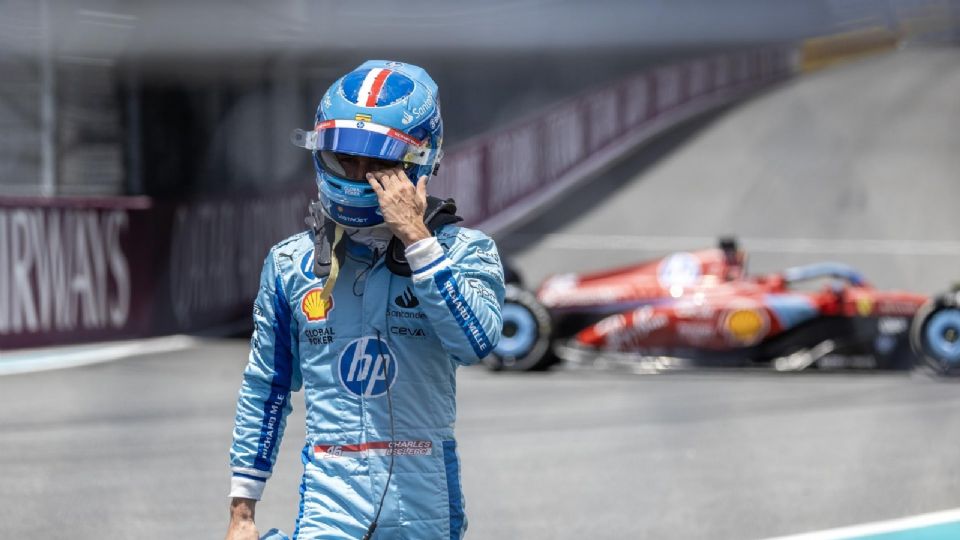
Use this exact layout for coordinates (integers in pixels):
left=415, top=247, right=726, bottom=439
left=3, top=48, right=960, bottom=540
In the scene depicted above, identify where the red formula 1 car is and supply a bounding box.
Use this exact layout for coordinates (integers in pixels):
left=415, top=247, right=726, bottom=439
left=490, top=239, right=960, bottom=374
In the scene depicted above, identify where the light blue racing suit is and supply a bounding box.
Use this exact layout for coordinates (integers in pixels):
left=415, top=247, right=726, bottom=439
left=229, top=224, right=504, bottom=540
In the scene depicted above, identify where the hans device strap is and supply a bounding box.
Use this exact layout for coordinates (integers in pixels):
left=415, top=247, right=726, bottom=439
left=305, top=201, right=347, bottom=279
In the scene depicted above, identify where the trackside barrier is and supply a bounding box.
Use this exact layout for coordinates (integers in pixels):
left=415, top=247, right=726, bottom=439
left=0, top=188, right=312, bottom=350
left=0, top=45, right=793, bottom=350
left=431, top=45, right=796, bottom=235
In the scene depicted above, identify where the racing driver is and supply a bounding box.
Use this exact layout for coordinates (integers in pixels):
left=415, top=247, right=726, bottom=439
left=225, top=60, right=504, bottom=539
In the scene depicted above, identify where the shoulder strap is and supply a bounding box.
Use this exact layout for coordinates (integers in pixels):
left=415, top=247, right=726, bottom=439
left=385, top=196, right=463, bottom=276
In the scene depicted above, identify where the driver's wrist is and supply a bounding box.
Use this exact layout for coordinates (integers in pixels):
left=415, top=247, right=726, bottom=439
left=396, top=222, right=431, bottom=247
left=229, top=498, right=256, bottom=521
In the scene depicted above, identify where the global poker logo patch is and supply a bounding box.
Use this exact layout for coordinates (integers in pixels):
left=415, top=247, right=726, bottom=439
left=338, top=337, right=398, bottom=398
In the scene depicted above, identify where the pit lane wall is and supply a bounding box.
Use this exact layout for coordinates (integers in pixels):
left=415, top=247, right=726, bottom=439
left=0, top=46, right=793, bottom=351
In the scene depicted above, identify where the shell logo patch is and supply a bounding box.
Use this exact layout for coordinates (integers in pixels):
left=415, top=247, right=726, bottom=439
left=722, top=307, right=769, bottom=346
left=856, top=297, right=874, bottom=317
left=302, top=288, right=334, bottom=322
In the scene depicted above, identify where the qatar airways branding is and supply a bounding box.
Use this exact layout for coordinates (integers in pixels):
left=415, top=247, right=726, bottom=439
left=169, top=194, right=308, bottom=325
left=0, top=208, right=130, bottom=336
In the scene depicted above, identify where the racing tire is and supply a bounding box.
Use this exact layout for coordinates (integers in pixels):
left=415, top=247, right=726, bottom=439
left=910, top=295, right=960, bottom=376
left=484, top=284, right=556, bottom=371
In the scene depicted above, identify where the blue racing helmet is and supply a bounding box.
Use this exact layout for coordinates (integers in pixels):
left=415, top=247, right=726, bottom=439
left=292, top=60, right=444, bottom=228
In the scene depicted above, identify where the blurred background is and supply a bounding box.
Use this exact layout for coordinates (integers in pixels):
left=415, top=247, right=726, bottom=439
left=2, top=0, right=960, bottom=539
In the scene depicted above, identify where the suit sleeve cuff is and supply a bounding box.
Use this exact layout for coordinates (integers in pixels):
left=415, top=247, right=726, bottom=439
left=405, top=237, right=451, bottom=280
left=230, top=474, right=266, bottom=500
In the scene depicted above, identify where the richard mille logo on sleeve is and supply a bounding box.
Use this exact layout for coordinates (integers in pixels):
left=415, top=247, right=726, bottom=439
left=394, top=287, right=420, bottom=309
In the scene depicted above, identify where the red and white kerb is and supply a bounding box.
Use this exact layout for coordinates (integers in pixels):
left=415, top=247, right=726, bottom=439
left=357, top=68, right=393, bottom=107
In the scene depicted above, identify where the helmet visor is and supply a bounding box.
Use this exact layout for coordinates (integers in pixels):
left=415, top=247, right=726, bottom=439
left=292, top=119, right=433, bottom=166
left=316, top=150, right=413, bottom=182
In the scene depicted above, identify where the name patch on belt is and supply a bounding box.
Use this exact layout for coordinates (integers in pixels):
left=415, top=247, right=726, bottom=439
left=314, top=440, right=433, bottom=459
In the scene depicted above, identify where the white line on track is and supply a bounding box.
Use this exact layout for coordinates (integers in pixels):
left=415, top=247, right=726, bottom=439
left=518, top=234, right=960, bottom=256
left=0, top=335, right=199, bottom=376
left=764, top=507, right=960, bottom=539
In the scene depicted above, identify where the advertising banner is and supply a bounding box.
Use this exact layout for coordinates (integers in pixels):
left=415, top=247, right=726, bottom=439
left=0, top=188, right=312, bottom=349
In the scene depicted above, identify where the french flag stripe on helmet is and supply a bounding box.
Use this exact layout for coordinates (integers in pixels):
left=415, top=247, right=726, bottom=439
left=358, top=68, right=392, bottom=107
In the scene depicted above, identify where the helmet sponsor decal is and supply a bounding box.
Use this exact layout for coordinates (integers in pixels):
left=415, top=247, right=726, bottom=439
left=405, top=93, right=435, bottom=124
left=721, top=307, right=769, bottom=346
left=338, top=336, right=397, bottom=398
left=301, top=288, right=334, bottom=322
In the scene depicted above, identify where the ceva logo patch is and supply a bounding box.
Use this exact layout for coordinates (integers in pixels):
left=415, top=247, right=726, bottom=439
left=301, top=288, right=334, bottom=322
left=338, top=337, right=397, bottom=398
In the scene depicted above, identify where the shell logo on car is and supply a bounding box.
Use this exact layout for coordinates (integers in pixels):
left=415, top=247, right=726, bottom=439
left=722, top=307, right=769, bottom=346
left=856, top=297, right=875, bottom=317
left=302, top=288, right=335, bottom=322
